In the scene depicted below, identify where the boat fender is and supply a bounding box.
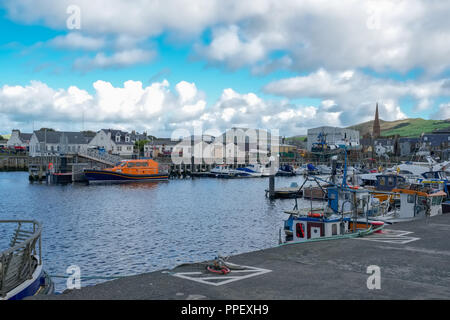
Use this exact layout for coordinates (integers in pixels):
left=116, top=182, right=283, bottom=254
left=308, top=212, right=323, bottom=218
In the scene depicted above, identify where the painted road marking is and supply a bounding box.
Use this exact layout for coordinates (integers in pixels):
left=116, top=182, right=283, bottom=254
left=172, top=263, right=272, bottom=286
left=356, top=229, right=420, bottom=244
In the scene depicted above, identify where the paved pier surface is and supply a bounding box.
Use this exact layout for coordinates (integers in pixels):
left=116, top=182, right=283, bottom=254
left=34, top=214, right=450, bottom=300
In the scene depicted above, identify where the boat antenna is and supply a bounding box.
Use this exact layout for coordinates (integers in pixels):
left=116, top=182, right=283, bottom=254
left=342, top=146, right=348, bottom=188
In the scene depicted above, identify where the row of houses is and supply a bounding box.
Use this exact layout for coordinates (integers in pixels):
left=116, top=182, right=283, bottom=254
left=4, top=129, right=149, bottom=158
left=360, top=128, right=450, bottom=159
left=3, top=128, right=302, bottom=163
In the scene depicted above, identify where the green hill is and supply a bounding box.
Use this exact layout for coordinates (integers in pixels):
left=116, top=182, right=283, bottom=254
left=347, top=118, right=450, bottom=138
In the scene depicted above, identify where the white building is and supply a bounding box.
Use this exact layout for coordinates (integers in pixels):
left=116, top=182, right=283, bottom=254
left=7, top=129, right=32, bottom=149
left=307, top=126, right=360, bottom=152
left=88, top=129, right=147, bottom=158
left=29, top=130, right=94, bottom=157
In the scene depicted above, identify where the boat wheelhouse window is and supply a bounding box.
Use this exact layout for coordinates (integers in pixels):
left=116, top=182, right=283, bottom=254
left=388, top=177, right=395, bottom=186
left=418, top=196, right=427, bottom=205
left=432, top=196, right=442, bottom=205
left=399, top=170, right=413, bottom=175
left=407, top=194, right=415, bottom=203
left=135, top=162, right=147, bottom=167
left=120, top=162, right=126, bottom=167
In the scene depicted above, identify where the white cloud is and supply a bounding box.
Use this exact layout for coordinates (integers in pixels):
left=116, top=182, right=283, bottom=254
left=5, top=0, right=450, bottom=73
left=0, top=79, right=344, bottom=136
left=48, top=32, right=105, bottom=50
left=73, top=49, right=156, bottom=71
left=264, top=68, right=450, bottom=125
left=431, top=103, right=450, bottom=120
left=0, top=75, right=448, bottom=136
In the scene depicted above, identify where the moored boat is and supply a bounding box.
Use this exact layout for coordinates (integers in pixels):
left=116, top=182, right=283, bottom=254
left=210, top=164, right=244, bottom=178
left=0, top=220, right=54, bottom=300
left=235, top=164, right=264, bottom=177
left=375, top=186, right=446, bottom=223
left=84, top=159, right=169, bottom=183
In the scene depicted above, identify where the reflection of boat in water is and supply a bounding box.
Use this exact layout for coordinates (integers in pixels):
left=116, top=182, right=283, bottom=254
left=1, top=220, right=54, bottom=300
left=84, top=159, right=169, bottom=183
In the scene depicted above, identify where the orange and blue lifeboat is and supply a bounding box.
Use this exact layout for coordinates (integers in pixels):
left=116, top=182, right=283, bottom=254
left=84, top=159, right=169, bottom=183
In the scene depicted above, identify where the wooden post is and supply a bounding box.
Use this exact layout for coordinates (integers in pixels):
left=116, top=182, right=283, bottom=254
left=269, top=175, right=275, bottom=199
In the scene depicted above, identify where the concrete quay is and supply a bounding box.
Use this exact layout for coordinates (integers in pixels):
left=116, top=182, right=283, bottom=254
left=32, top=214, right=450, bottom=300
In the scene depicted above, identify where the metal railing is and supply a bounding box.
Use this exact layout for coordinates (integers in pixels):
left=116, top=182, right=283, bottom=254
left=78, top=149, right=122, bottom=166
left=0, top=220, right=42, bottom=298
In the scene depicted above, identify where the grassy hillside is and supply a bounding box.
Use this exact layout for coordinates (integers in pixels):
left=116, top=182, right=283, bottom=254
left=347, top=118, right=450, bottom=137
left=287, top=136, right=307, bottom=142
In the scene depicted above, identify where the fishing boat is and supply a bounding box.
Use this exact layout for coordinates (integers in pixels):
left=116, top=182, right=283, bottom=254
left=282, top=161, right=386, bottom=242
left=0, top=220, right=54, bottom=300
left=375, top=185, right=446, bottom=223
left=283, top=212, right=384, bottom=243
left=84, top=159, right=169, bottom=183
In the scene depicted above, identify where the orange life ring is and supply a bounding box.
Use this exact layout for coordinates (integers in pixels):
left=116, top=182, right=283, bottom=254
left=48, top=163, right=53, bottom=170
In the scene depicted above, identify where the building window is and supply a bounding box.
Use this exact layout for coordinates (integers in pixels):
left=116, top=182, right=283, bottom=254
left=116, top=134, right=121, bottom=143
left=125, top=135, right=130, bottom=143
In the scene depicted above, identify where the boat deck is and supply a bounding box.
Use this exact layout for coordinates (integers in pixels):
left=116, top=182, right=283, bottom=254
left=30, top=214, right=450, bottom=300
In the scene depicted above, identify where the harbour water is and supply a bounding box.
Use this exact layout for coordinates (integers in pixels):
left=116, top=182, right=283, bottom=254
left=0, top=171, right=318, bottom=293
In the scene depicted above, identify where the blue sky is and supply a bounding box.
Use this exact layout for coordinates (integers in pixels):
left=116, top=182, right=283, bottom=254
left=0, top=1, right=449, bottom=137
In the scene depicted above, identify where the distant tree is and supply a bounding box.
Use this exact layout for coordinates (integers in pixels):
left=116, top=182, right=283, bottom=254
left=39, top=128, right=55, bottom=132
left=135, top=139, right=149, bottom=153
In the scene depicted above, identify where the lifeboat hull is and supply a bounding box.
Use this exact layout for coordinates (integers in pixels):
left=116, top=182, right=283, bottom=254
left=84, top=169, right=169, bottom=183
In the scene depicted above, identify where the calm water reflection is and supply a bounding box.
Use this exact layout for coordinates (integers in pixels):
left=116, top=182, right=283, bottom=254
left=0, top=171, right=318, bottom=292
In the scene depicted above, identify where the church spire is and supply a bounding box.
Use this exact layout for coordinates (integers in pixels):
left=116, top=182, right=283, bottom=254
left=373, top=102, right=381, bottom=138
